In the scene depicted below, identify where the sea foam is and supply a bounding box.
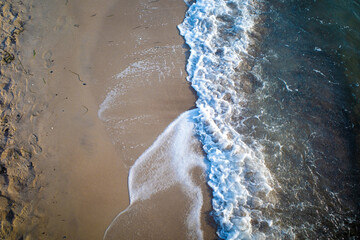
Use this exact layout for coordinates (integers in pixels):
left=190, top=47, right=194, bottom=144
left=178, top=0, right=278, bottom=239
left=104, top=110, right=206, bottom=239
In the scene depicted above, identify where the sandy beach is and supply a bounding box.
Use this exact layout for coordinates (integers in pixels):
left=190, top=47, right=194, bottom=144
left=0, top=0, right=216, bottom=239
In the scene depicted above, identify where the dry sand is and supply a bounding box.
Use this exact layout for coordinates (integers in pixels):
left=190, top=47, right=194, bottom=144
left=0, top=1, right=43, bottom=239
left=1, top=0, right=217, bottom=239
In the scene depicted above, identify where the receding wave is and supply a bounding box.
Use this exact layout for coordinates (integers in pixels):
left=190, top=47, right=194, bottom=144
left=104, top=110, right=207, bottom=240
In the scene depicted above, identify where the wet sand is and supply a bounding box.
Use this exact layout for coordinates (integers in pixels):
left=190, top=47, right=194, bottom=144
left=1, top=0, right=216, bottom=239
left=18, top=0, right=130, bottom=239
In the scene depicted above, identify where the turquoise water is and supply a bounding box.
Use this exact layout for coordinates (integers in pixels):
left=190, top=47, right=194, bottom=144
left=180, top=0, right=360, bottom=238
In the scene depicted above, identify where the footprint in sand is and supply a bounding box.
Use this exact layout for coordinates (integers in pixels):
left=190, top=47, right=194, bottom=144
left=42, top=50, right=53, bottom=68
left=54, top=16, right=67, bottom=31
left=29, top=134, right=42, bottom=154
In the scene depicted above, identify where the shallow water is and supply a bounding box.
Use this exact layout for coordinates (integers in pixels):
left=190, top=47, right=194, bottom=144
left=179, top=0, right=360, bottom=238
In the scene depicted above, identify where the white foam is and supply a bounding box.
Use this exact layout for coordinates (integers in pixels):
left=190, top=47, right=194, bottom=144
left=179, top=0, right=278, bottom=238
left=98, top=46, right=181, bottom=122
left=98, top=87, right=122, bottom=121
left=313, top=69, right=326, bottom=77
left=104, top=109, right=206, bottom=240
left=115, top=59, right=172, bottom=82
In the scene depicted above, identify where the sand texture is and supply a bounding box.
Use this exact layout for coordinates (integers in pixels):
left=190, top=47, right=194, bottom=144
left=0, top=0, right=216, bottom=239
left=0, top=0, right=46, bottom=239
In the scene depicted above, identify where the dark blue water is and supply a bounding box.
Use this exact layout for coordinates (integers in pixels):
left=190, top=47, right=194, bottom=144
left=254, top=0, right=360, bottom=238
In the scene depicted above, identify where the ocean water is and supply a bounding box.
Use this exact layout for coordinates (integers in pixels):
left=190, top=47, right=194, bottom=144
left=179, top=0, right=360, bottom=239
